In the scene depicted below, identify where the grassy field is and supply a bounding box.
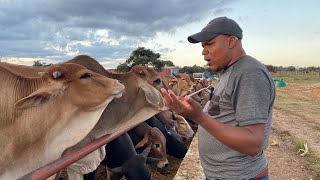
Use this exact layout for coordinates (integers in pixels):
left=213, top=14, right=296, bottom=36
left=270, top=71, right=320, bottom=177
left=273, top=71, right=320, bottom=83
left=272, top=71, right=320, bottom=123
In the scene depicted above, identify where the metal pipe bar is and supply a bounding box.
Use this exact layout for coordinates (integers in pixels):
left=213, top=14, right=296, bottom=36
left=18, top=125, right=136, bottom=180
left=186, top=85, right=212, bottom=97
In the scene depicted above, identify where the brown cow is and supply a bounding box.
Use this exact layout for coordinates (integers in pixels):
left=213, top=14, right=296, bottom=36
left=0, top=62, right=124, bottom=180
left=155, top=110, right=194, bottom=140
left=63, top=55, right=167, bottom=179
left=175, top=73, right=196, bottom=91
left=161, top=75, right=195, bottom=97
left=128, top=122, right=169, bottom=168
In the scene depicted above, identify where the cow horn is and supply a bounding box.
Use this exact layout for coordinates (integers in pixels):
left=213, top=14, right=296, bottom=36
left=52, top=71, right=62, bottom=79
left=141, top=144, right=152, bottom=158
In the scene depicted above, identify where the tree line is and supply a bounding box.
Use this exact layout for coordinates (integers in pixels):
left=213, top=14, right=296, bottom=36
left=264, top=64, right=320, bottom=73
left=31, top=47, right=319, bottom=76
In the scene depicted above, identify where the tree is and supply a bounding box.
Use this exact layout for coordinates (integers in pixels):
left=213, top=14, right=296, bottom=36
left=179, top=65, right=207, bottom=74
left=116, top=47, right=174, bottom=72
left=286, top=66, right=296, bottom=71
left=116, top=62, right=131, bottom=73
left=33, top=60, right=51, bottom=67
left=163, top=60, right=174, bottom=66
left=264, top=64, right=278, bottom=73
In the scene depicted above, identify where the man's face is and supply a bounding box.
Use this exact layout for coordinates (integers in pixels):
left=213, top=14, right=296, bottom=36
left=201, top=35, right=232, bottom=72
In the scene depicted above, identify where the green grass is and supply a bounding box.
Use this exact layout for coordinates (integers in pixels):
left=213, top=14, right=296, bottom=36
left=273, top=73, right=320, bottom=124
left=272, top=71, right=320, bottom=84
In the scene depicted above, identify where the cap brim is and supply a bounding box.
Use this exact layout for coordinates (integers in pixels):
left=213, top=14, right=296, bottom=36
left=187, top=31, right=219, bottom=43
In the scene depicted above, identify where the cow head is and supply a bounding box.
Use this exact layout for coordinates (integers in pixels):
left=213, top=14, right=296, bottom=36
left=130, top=65, right=165, bottom=91
left=15, top=63, right=125, bottom=110
left=108, top=145, right=158, bottom=180
left=177, top=73, right=196, bottom=90
left=168, top=77, right=194, bottom=97
left=135, top=127, right=169, bottom=168
left=173, top=114, right=194, bottom=139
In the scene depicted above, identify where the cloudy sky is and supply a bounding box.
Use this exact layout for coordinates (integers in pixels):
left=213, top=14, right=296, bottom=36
left=0, top=0, right=319, bottom=68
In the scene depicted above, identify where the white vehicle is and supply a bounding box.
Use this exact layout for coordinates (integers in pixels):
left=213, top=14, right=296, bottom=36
left=193, top=72, right=205, bottom=80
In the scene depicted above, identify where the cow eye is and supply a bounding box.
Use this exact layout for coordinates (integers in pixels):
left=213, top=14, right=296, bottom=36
left=154, top=143, right=161, bottom=148
left=80, top=73, right=93, bottom=79
left=154, top=78, right=161, bottom=84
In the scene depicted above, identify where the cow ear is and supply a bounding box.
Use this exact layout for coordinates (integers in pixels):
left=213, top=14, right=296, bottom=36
left=171, top=111, right=177, bottom=120
left=135, top=133, right=150, bottom=148
left=15, top=83, right=64, bottom=109
left=138, top=69, right=145, bottom=75
left=168, top=79, right=178, bottom=86
left=139, top=84, right=167, bottom=110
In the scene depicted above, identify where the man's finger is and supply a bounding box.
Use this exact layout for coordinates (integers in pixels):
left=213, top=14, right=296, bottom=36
left=186, top=96, right=202, bottom=110
left=161, top=88, right=173, bottom=106
left=168, top=90, right=181, bottom=103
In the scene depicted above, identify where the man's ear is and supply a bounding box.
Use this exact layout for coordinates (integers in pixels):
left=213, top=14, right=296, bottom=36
left=228, top=36, right=238, bottom=48
left=15, top=83, right=64, bottom=109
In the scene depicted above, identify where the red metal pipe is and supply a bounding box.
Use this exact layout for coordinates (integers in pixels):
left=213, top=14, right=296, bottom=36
left=18, top=125, right=135, bottom=180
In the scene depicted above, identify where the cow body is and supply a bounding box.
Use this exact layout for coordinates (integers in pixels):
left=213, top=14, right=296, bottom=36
left=0, top=62, right=124, bottom=179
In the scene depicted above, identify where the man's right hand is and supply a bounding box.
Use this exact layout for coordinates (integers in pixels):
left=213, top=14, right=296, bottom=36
left=160, top=88, right=205, bottom=124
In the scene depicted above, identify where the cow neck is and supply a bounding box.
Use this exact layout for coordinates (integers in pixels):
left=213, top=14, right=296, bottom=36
left=104, top=70, right=123, bottom=80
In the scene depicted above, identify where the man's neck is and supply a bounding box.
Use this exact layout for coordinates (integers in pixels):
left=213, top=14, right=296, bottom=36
left=223, top=49, right=246, bottom=71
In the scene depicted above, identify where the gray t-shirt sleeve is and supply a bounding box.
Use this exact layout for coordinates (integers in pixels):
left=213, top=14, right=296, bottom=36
left=231, top=69, right=273, bottom=126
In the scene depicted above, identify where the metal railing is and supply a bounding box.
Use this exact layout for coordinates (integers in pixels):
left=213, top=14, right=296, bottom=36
left=18, top=125, right=136, bottom=180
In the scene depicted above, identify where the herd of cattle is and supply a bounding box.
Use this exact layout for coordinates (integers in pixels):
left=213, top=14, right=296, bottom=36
left=0, top=55, right=212, bottom=180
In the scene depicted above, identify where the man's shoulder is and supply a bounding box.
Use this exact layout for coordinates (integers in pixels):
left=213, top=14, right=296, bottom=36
left=237, top=55, right=263, bottom=68
left=232, top=55, right=268, bottom=74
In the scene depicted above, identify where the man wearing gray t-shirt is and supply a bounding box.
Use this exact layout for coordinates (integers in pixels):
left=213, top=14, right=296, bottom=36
left=161, top=17, right=275, bottom=180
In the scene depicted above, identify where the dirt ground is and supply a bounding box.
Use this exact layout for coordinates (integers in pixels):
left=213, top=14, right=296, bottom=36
left=59, top=79, right=320, bottom=180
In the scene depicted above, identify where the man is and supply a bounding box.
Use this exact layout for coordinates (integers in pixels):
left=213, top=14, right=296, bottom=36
left=161, top=17, right=275, bottom=180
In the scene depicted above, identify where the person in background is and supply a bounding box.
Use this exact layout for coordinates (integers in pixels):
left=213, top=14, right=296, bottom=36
left=161, top=16, right=275, bottom=180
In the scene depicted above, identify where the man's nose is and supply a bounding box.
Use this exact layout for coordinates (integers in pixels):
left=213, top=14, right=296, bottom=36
left=202, top=48, right=207, bottom=55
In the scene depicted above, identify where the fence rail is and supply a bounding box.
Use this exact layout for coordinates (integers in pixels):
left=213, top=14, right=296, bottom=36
left=17, top=125, right=137, bottom=180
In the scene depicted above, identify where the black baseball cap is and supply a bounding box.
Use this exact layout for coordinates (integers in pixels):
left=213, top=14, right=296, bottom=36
left=188, top=17, right=243, bottom=43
